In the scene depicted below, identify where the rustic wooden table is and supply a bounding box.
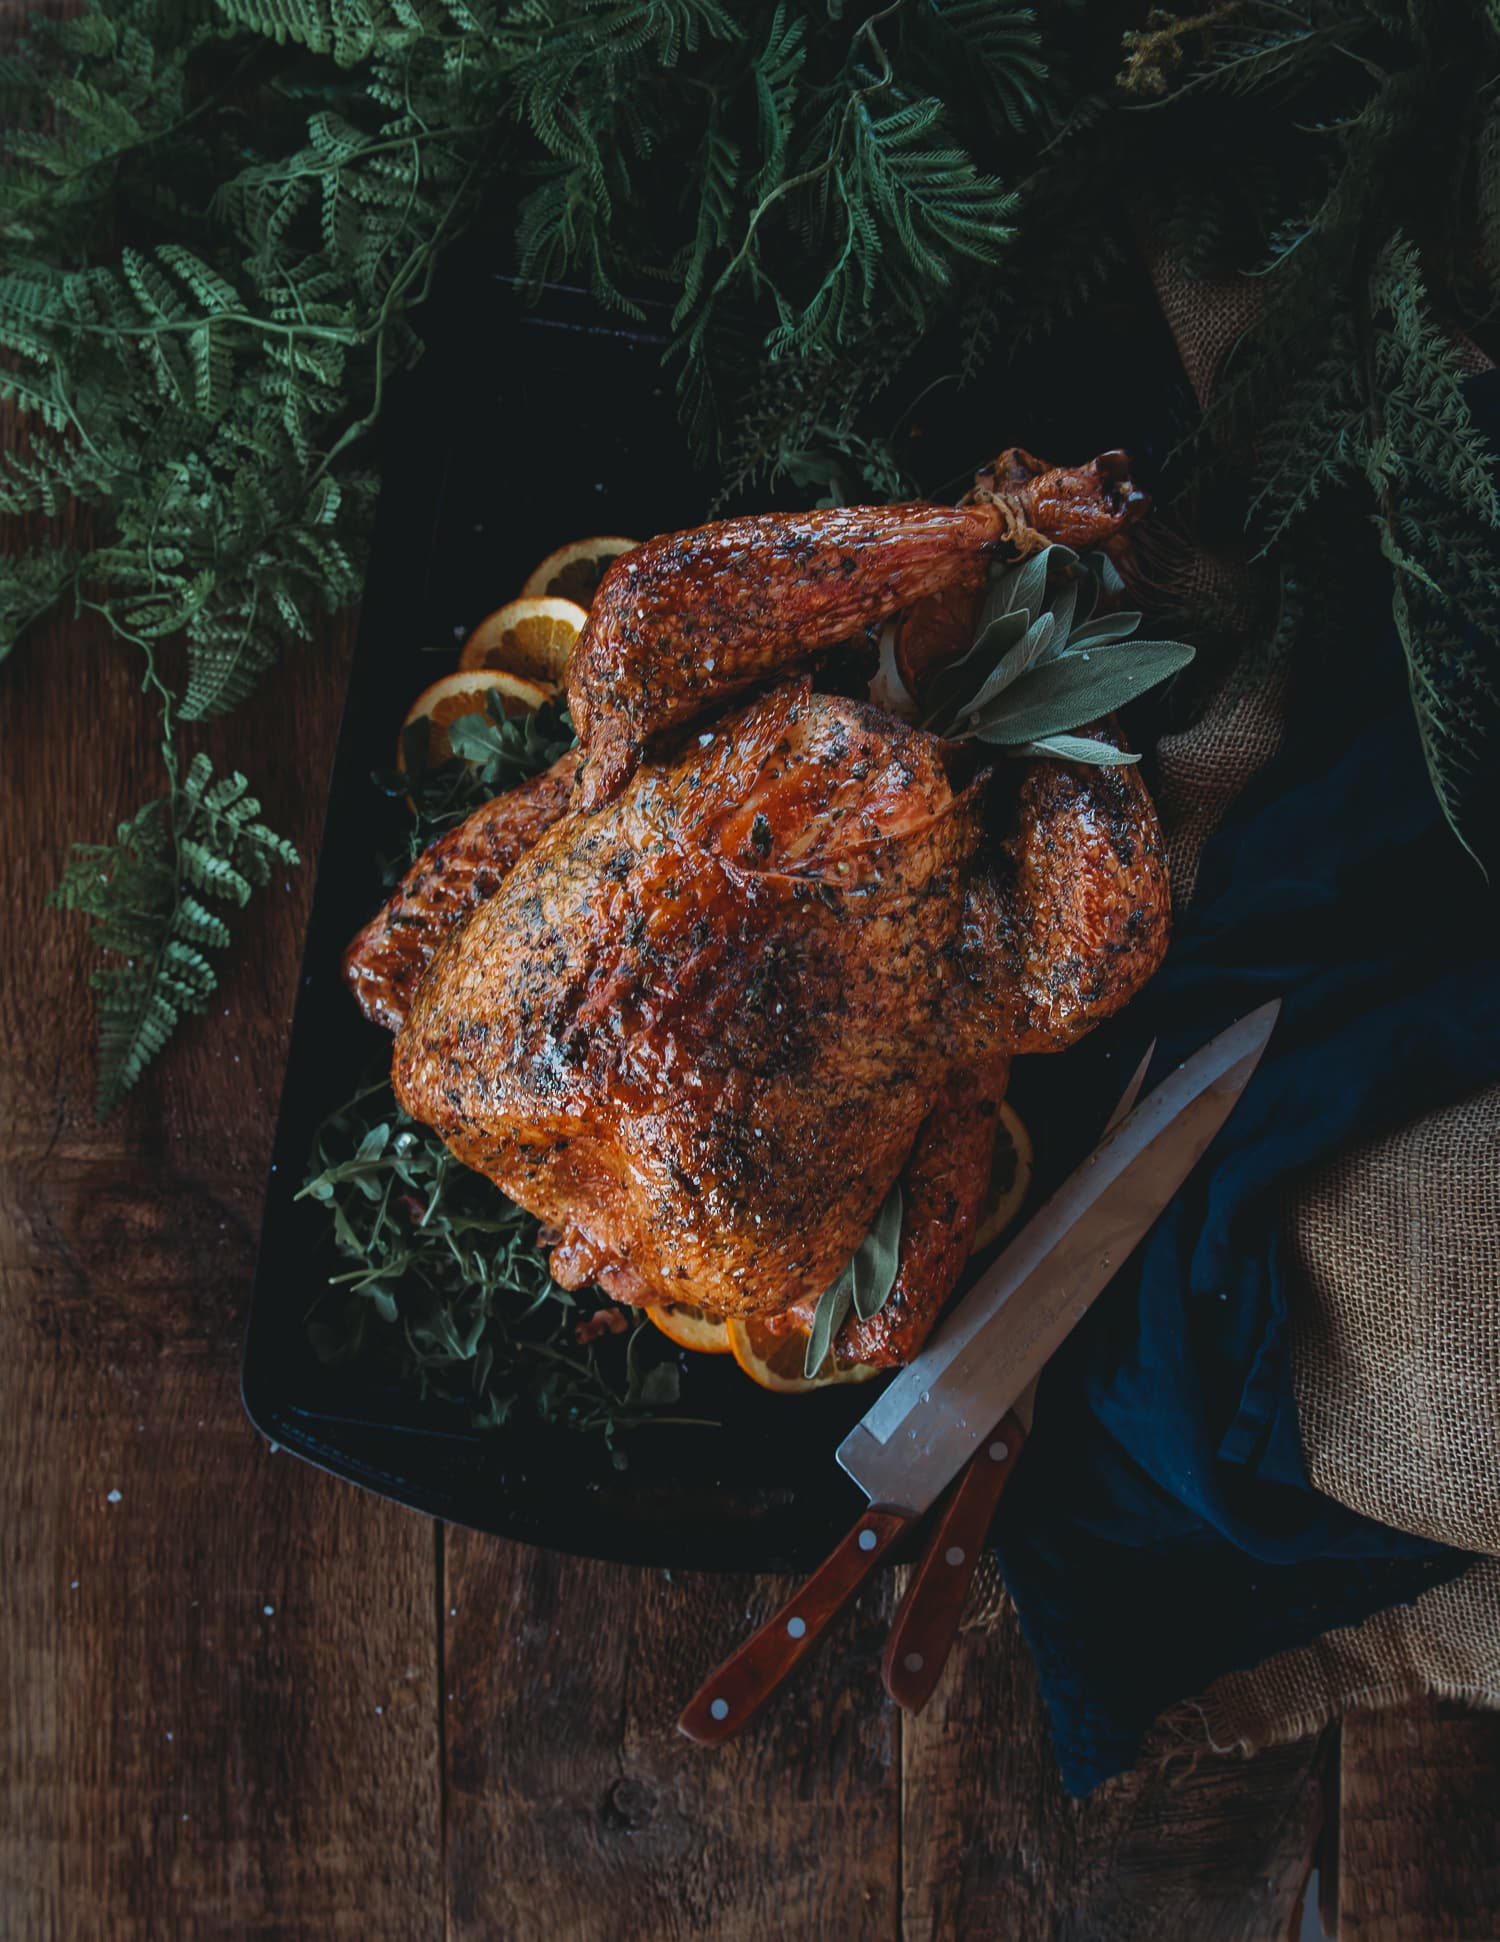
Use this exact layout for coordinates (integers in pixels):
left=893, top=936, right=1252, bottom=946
left=4, top=596, right=1499, bottom=1941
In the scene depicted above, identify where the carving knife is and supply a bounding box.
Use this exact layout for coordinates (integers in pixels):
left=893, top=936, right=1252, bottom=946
left=678, top=1001, right=1280, bottom=1744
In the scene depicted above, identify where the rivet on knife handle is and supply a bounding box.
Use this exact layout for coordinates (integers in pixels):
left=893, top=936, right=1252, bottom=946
left=880, top=1412, right=1028, bottom=1715
left=678, top=1507, right=911, bottom=1744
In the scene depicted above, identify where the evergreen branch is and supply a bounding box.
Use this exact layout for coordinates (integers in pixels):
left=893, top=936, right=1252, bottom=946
left=0, top=545, right=84, bottom=658
left=1119, top=1, right=1374, bottom=104
left=1367, top=232, right=1500, bottom=529
left=50, top=751, right=299, bottom=1117
left=1360, top=236, right=1500, bottom=869
left=1246, top=307, right=1364, bottom=550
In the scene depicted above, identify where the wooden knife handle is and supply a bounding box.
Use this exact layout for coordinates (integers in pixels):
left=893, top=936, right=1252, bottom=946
left=880, top=1412, right=1027, bottom=1715
left=678, top=1506, right=912, bottom=1745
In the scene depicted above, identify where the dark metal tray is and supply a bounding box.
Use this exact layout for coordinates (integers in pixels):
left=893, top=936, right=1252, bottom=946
left=242, top=255, right=1183, bottom=1570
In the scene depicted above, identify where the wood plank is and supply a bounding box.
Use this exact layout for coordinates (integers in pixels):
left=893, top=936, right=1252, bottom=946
left=441, top=1532, right=901, bottom=1941
left=1339, top=1700, right=1500, bottom=1941
left=901, top=1590, right=1329, bottom=1942
left=0, top=601, right=444, bottom=1940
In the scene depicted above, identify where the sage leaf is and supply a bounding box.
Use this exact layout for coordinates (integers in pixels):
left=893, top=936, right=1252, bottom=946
left=852, top=1181, right=904, bottom=1320
left=957, top=612, right=1055, bottom=721
left=803, top=1268, right=854, bottom=1378
left=803, top=1181, right=904, bottom=1375
left=1043, top=574, right=1081, bottom=652
left=973, top=638, right=1196, bottom=744
left=923, top=544, right=1195, bottom=755
left=1059, top=609, right=1145, bottom=652
left=982, top=543, right=1067, bottom=629
left=923, top=608, right=1028, bottom=728
left=1012, top=734, right=1142, bottom=765
left=1095, top=553, right=1127, bottom=598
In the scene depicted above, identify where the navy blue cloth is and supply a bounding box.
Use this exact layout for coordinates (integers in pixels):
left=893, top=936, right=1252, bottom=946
left=994, top=375, right=1500, bottom=1794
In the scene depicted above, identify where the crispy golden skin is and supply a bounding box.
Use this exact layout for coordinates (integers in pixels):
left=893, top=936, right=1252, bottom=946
left=349, top=449, right=1151, bottom=1033
left=390, top=684, right=1167, bottom=1322
left=352, top=453, right=1168, bottom=1362
left=393, top=684, right=997, bottom=1318
left=568, top=501, right=1005, bottom=812
left=343, top=754, right=576, bottom=1033
left=963, top=731, right=1170, bottom=1055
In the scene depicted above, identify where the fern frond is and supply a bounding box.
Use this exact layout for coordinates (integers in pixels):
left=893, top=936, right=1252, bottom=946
left=1367, top=232, right=1500, bottom=530
left=1379, top=520, right=1498, bottom=872
left=1119, top=1, right=1371, bottom=103
left=0, top=431, right=119, bottom=517
left=767, top=92, right=1016, bottom=358
left=50, top=754, right=300, bottom=1117
left=671, top=112, right=740, bottom=325
left=1202, top=63, right=1427, bottom=459
left=1362, top=233, right=1500, bottom=867
left=0, top=546, right=83, bottom=659
left=1478, top=101, right=1500, bottom=289
left=916, top=0, right=1051, bottom=133
left=1246, top=309, right=1364, bottom=551
left=751, top=4, right=805, bottom=195
left=996, top=96, right=1127, bottom=346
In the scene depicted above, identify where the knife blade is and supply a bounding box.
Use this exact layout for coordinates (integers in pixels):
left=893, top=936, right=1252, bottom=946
left=1101, top=1038, right=1159, bottom=1142
left=837, top=1001, right=1279, bottom=1515
left=678, top=1002, right=1278, bottom=1745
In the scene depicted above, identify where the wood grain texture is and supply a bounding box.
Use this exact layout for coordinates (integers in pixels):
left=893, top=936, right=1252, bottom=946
left=1339, top=1701, right=1500, bottom=1941
left=0, top=600, right=443, bottom=1940
left=901, top=1591, right=1331, bottom=1942
left=441, top=1534, right=900, bottom=1941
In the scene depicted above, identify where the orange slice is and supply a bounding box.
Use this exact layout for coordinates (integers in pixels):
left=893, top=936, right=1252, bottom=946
left=646, top=1302, right=732, bottom=1355
left=972, top=1103, right=1034, bottom=1254
left=520, top=536, right=638, bottom=607
left=397, top=669, right=552, bottom=770
left=458, top=596, right=587, bottom=685
left=726, top=1316, right=884, bottom=1395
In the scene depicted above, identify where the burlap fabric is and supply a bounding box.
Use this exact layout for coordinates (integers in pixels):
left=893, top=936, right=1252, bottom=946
left=967, top=251, right=1500, bottom=1759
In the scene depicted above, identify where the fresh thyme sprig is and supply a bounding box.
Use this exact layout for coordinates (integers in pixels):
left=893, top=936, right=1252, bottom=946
left=298, top=1078, right=696, bottom=1448
left=380, top=692, right=576, bottom=876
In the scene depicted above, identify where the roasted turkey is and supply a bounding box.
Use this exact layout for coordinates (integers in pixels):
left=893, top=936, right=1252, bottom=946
left=344, top=450, right=1170, bottom=1366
